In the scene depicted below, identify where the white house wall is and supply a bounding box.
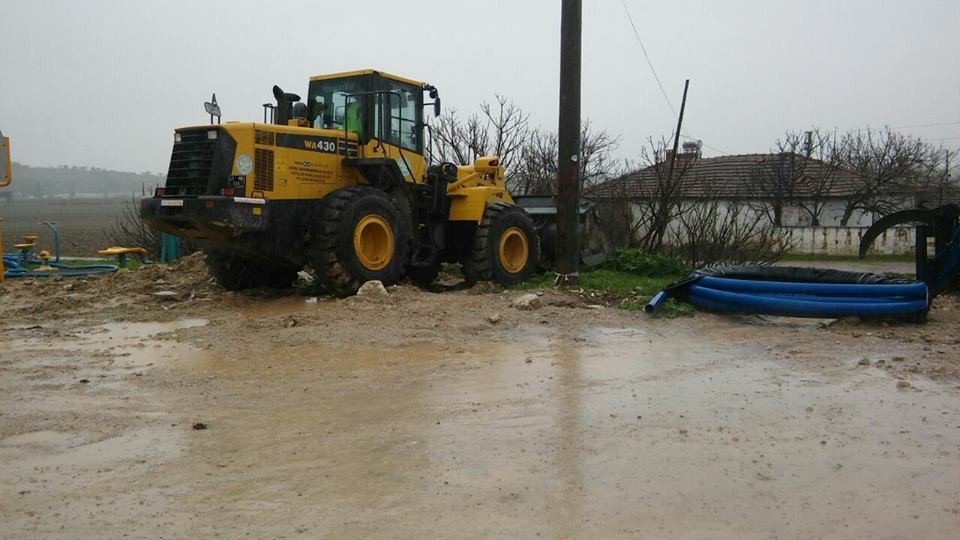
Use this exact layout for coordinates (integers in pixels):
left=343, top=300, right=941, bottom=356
left=626, top=200, right=915, bottom=256
left=782, top=226, right=916, bottom=256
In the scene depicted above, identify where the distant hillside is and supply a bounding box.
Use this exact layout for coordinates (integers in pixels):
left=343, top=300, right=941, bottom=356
left=7, top=163, right=164, bottom=198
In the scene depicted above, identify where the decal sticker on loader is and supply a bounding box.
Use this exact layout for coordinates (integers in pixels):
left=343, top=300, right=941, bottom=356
left=275, top=134, right=339, bottom=154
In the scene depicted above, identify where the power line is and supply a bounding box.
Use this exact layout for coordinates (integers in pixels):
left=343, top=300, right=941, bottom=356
left=891, top=120, right=960, bottom=130
left=619, top=1, right=729, bottom=156
left=620, top=0, right=676, bottom=116
left=686, top=136, right=729, bottom=155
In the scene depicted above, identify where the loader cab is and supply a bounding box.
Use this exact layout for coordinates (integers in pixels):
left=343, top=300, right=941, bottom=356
left=307, top=70, right=426, bottom=154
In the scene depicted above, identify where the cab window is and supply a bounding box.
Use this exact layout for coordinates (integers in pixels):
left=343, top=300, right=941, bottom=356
left=307, top=77, right=366, bottom=131
left=385, top=82, right=421, bottom=152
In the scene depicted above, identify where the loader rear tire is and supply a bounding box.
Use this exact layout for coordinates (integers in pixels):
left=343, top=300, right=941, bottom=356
left=205, top=252, right=299, bottom=291
left=309, top=186, right=409, bottom=297
left=463, top=203, right=539, bottom=287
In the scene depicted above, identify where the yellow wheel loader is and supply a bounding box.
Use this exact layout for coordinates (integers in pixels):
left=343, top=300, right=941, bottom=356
left=141, top=70, right=540, bottom=295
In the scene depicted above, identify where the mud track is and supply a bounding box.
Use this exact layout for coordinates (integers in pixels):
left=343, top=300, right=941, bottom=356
left=1, top=255, right=959, bottom=538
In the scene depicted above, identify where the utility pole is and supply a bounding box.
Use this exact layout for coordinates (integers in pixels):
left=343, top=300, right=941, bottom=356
left=555, top=0, right=582, bottom=286
left=941, top=150, right=951, bottom=206
left=666, top=80, right=690, bottom=183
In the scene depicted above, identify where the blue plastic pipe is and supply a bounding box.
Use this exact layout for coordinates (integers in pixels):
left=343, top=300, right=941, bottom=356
left=644, top=291, right=669, bottom=313
left=697, top=276, right=927, bottom=299
left=688, top=284, right=927, bottom=318
left=2, top=254, right=117, bottom=278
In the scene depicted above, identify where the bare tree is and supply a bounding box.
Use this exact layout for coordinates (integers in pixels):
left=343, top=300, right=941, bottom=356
left=747, top=132, right=807, bottom=226
left=104, top=195, right=164, bottom=259
left=430, top=95, right=624, bottom=197
left=914, top=146, right=959, bottom=207
left=630, top=137, right=694, bottom=252
left=104, top=195, right=198, bottom=260
left=676, top=195, right=790, bottom=267
left=430, top=95, right=529, bottom=173
left=510, top=128, right=557, bottom=196
left=837, top=127, right=931, bottom=225
left=509, top=120, right=625, bottom=196
left=795, top=130, right=846, bottom=226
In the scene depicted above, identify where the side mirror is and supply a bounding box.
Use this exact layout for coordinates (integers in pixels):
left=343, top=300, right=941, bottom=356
left=433, top=98, right=441, bottom=117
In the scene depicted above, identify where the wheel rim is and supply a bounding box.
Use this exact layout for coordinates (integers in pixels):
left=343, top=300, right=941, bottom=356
left=498, top=227, right=529, bottom=274
left=353, top=214, right=394, bottom=271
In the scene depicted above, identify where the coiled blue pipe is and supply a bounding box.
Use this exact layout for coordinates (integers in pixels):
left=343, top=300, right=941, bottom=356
left=688, top=283, right=927, bottom=318
left=646, top=270, right=930, bottom=318
left=697, top=276, right=927, bottom=299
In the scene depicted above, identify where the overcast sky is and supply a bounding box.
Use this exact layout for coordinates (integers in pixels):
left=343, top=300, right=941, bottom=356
left=2, top=0, right=959, bottom=173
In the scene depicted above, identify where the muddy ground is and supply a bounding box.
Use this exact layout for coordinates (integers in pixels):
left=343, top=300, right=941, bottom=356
left=1, top=255, right=959, bottom=538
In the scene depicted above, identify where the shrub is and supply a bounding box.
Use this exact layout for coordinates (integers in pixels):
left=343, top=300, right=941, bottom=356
left=104, top=196, right=197, bottom=260
left=611, top=249, right=689, bottom=277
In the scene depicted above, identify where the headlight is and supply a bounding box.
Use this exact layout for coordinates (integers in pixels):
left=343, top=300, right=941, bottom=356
left=174, top=132, right=182, bottom=143
left=207, top=130, right=218, bottom=140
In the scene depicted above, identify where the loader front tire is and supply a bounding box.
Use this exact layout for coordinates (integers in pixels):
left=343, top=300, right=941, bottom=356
left=309, top=186, right=409, bottom=297
left=464, top=203, right=539, bottom=287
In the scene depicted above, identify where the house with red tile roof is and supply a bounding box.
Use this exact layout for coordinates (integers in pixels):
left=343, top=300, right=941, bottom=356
left=588, top=150, right=881, bottom=227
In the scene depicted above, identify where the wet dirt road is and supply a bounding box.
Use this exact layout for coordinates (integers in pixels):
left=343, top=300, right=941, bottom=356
left=2, top=284, right=959, bottom=539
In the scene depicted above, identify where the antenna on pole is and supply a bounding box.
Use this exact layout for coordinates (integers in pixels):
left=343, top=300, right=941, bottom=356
left=667, top=80, right=690, bottom=183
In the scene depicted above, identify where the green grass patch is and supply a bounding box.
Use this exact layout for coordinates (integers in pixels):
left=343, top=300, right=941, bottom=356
left=579, top=269, right=674, bottom=295
left=517, top=250, right=696, bottom=317
left=514, top=269, right=675, bottom=295
left=610, top=249, right=689, bottom=277
left=516, top=264, right=694, bottom=318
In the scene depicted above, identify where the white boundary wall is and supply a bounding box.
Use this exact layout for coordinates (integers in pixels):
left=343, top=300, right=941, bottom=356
left=780, top=226, right=916, bottom=256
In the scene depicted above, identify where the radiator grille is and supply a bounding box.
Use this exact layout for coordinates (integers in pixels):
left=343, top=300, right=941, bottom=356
left=254, top=148, right=274, bottom=192
left=165, top=130, right=214, bottom=196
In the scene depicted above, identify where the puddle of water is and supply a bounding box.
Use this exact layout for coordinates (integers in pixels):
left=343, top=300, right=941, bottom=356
left=4, top=314, right=956, bottom=538
left=92, top=318, right=209, bottom=338
left=181, top=324, right=960, bottom=538
left=4, top=318, right=210, bottom=368
left=0, top=427, right=181, bottom=470
left=229, top=296, right=331, bottom=318
left=0, top=429, right=82, bottom=448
